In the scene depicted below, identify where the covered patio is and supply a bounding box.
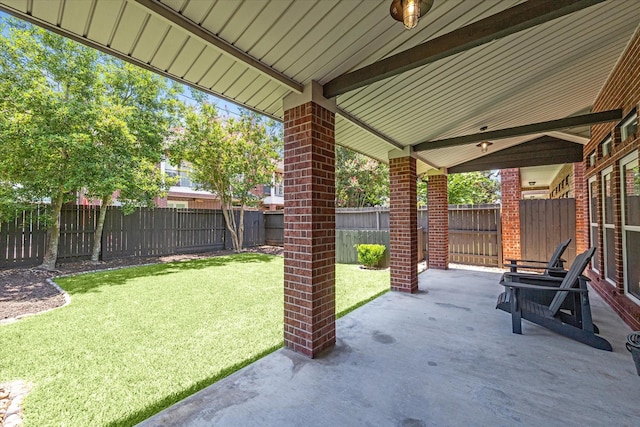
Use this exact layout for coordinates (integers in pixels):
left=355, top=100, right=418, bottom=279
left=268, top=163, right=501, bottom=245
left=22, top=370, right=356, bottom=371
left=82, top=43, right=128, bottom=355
left=3, top=0, right=640, bottom=423
left=141, top=267, right=638, bottom=426
left=3, top=0, right=640, bottom=357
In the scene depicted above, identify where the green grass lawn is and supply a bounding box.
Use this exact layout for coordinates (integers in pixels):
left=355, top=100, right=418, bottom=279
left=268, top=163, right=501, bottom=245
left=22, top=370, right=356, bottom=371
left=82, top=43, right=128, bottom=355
left=0, top=253, right=389, bottom=426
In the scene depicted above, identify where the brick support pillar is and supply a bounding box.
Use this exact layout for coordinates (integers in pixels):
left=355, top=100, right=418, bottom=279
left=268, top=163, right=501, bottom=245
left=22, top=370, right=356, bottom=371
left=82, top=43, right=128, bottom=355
left=573, top=162, right=588, bottom=254
left=427, top=173, right=449, bottom=269
left=282, top=84, right=336, bottom=358
left=389, top=152, right=418, bottom=293
left=501, top=168, right=521, bottom=264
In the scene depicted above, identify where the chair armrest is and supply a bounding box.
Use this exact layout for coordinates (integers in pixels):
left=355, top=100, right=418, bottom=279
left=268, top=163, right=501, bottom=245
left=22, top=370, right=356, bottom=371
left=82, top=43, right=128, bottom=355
left=500, top=282, right=588, bottom=293
left=505, top=259, right=547, bottom=264
left=503, top=264, right=547, bottom=270
left=501, top=273, right=564, bottom=284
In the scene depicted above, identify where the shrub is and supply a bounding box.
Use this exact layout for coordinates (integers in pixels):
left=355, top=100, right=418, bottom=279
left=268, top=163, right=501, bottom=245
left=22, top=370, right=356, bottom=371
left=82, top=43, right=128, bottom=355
left=355, top=244, right=386, bottom=268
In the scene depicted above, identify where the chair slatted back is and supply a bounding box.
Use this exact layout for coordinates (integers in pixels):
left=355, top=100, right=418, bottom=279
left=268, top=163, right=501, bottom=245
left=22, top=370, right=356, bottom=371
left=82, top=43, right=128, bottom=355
left=548, top=247, right=595, bottom=315
left=545, top=238, right=572, bottom=271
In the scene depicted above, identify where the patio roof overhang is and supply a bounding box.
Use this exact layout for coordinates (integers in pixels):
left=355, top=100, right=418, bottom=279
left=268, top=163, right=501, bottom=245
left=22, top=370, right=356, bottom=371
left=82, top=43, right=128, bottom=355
left=1, top=0, right=639, bottom=176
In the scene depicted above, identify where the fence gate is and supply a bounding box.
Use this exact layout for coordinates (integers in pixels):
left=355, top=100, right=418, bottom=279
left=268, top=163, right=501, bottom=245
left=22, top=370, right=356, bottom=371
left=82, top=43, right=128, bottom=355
left=448, top=205, right=501, bottom=267
left=520, top=198, right=577, bottom=267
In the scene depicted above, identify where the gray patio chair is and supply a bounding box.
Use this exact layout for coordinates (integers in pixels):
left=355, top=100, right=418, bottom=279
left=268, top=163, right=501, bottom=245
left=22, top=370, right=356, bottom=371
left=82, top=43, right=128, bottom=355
left=503, top=238, right=571, bottom=276
left=496, top=247, right=612, bottom=351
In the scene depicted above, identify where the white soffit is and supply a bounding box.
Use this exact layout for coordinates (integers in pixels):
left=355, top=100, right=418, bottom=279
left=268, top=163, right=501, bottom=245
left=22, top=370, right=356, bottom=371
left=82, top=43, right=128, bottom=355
left=0, top=0, right=638, bottom=173
left=520, top=165, right=566, bottom=188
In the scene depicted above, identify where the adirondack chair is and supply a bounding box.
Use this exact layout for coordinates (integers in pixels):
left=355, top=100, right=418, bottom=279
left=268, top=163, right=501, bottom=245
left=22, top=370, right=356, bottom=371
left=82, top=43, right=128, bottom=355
left=496, top=247, right=612, bottom=351
left=501, top=239, right=572, bottom=307
left=504, top=238, right=571, bottom=275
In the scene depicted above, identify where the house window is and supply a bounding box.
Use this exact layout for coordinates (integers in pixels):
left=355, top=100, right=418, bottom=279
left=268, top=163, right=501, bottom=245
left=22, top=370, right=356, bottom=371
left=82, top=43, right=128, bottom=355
left=601, top=136, right=612, bottom=157
left=602, top=168, right=615, bottom=284
left=588, top=176, right=599, bottom=273
left=621, top=152, right=640, bottom=301
left=167, top=201, right=188, bottom=209
left=589, top=151, right=596, bottom=167
left=621, top=111, right=638, bottom=142
left=273, top=183, right=284, bottom=197
left=164, top=163, right=195, bottom=188
left=263, top=185, right=272, bottom=196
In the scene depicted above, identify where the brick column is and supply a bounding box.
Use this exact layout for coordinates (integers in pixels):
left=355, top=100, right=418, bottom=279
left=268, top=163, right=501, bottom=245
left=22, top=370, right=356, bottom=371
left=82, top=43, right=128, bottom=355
left=427, top=173, right=449, bottom=269
left=389, top=152, right=418, bottom=293
left=573, top=162, right=588, bottom=254
left=501, top=168, right=521, bottom=264
left=282, top=84, right=336, bottom=358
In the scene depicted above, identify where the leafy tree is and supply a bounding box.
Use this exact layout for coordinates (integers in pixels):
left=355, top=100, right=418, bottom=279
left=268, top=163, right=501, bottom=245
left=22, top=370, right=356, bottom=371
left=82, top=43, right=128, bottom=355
left=172, top=104, right=281, bottom=252
left=336, top=146, right=389, bottom=207
left=84, top=59, right=182, bottom=263
left=417, top=171, right=500, bottom=206
left=0, top=21, right=103, bottom=269
left=0, top=20, right=180, bottom=268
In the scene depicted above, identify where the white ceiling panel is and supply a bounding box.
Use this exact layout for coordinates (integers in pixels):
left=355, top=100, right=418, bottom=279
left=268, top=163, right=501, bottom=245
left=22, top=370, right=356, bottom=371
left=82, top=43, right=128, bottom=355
left=179, top=0, right=212, bottom=24
left=149, top=26, right=189, bottom=71
left=181, top=46, right=218, bottom=84
left=60, top=0, right=95, bottom=36
left=167, top=37, right=206, bottom=78
left=110, top=2, right=148, bottom=53
left=130, top=15, right=168, bottom=62
left=31, top=0, right=60, bottom=24
left=86, top=0, right=125, bottom=46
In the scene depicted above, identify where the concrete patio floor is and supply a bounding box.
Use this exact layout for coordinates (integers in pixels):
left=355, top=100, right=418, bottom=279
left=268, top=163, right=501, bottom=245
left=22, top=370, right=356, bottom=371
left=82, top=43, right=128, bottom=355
left=140, top=267, right=639, bottom=427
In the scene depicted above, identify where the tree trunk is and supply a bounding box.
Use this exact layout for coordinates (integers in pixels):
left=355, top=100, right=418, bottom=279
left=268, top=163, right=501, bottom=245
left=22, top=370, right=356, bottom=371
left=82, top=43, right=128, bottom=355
left=221, top=203, right=240, bottom=252
left=238, top=207, right=245, bottom=252
left=91, top=194, right=111, bottom=263
left=40, top=192, right=64, bottom=270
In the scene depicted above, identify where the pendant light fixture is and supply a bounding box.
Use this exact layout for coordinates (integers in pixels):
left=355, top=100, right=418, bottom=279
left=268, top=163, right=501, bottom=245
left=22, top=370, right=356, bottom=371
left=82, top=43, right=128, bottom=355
left=390, top=0, right=434, bottom=30
left=477, top=141, right=493, bottom=153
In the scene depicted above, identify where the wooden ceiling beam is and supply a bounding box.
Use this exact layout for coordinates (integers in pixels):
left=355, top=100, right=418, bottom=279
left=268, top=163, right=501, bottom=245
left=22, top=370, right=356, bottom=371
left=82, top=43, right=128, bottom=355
left=323, top=0, right=604, bottom=98
left=413, top=109, right=622, bottom=152
left=448, top=136, right=584, bottom=173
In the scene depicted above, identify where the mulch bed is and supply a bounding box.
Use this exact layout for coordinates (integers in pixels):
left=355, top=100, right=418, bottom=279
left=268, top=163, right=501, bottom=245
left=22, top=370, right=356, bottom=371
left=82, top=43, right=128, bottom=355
left=0, top=246, right=283, bottom=323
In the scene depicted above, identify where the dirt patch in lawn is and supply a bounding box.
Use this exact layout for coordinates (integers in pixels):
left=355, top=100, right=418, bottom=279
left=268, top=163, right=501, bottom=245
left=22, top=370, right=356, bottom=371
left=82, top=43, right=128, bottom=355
left=0, top=246, right=283, bottom=323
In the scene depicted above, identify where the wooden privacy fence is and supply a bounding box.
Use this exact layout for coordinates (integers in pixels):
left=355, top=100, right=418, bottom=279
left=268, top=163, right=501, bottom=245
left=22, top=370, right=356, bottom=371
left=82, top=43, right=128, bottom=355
left=448, top=205, right=501, bottom=267
left=520, top=198, right=576, bottom=267
left=264, top=211, right=284, bottom=246
left=336, top=208, right=428, bottom=230
left=2, top=205, right=500, bottom=268
left=335, top=206, right=500, bottom=267
left=0, top=206, right=264, bottom=268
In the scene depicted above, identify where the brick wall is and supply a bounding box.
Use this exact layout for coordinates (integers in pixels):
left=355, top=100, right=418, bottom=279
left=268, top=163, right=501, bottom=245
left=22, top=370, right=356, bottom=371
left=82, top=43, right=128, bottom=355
left=501, top=168, right=521, bottom=263
left=283, top=101, right=336, bottom=357
left=584, top=26, right=640, bottom=330
left=427, top=174, right=448, bottom=269
left=389, top=156, right=418, bottom=292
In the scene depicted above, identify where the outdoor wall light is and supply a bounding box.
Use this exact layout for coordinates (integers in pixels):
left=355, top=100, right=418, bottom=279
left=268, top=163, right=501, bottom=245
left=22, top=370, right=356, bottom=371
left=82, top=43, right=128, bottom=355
left=477, top=141, right=493, bottom=153
left=529, top=181, right=536, bottom=186
left=390, top=0, right=434, bottom=29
